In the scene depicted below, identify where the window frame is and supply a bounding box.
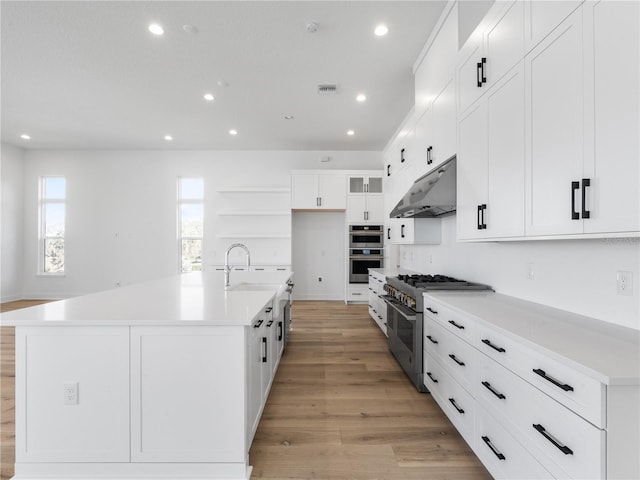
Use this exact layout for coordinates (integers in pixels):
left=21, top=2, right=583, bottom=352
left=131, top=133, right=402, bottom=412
left=38, top=175, right=66, bottom=276
left=177, top=177, right=205, bottom=273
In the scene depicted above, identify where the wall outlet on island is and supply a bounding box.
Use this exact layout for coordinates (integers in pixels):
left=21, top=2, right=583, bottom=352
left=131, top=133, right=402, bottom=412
left=526, top=263, right=535, bottom=280
left=64, top=382, right=79, bottom=405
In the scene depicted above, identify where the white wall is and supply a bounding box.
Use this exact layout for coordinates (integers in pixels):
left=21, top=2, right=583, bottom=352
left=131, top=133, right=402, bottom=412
left=17, top=149, right=381, bottom=298
left=1, top=143, right=25, bottom=302
left=292, top=212, right=346, bottom=301
left=397, top=216, right=640, bottom=331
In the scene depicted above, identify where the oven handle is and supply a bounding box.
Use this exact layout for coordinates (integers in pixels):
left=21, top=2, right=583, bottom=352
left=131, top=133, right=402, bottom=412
left=349, top=256, right=385, bottom=260
left=383, top=296, right=417, bottom=322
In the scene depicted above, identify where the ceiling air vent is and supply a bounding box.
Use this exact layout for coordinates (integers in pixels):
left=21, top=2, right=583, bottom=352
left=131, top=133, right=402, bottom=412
left=317, top=84, right=338, bottom=95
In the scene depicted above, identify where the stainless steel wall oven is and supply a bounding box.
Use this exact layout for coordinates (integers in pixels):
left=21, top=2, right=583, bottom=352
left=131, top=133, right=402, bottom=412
left=349, top=248, right=383, bottom=283
left=349, top=225, right=384, bottom=248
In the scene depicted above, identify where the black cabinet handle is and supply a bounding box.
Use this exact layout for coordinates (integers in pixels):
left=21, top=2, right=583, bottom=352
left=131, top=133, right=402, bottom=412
left=477, top=61, right=483, bottom=87
left=426, top=335, right=438, bottom=344
left=449, top=397, right=465, bottom=414
left=480, top=204, right=487, bottom=229
left=481, top=338, right=505, bottom=353
left=571, top=181, right=580, bottom=220
left=387, top=164, right=391, bottom=177
left=449, top=354, right=466, bottom=367
left=481, top=57, right=487, bottom=84
left=277, top=321, right=283, bottom=341
left=265, top=307, right=273, bottom=313
left=481, top=436, right=506, bottom=460
left=401, top=224, right=405, bottom=238
left=426, top=372, right=438, bottom=383
left=533, top=368, right=574, bottom=392
left=448, top=319, right=465, bottom=330
left=254, top=319, right=264, bottom=328
left=400, top=148, right=405, bottom=163
left=426, top=307, right=438, bottom=315
left=482, top=381, right=506, bottom=400
left=266, top=320, right=274, bottom=327
left=427, top=146, right=433, bottom=165
left=477, top=204, right=483, bottom=230
left=581, top=178, right=591, bottom=219
left=532, top=424, right=573, bottom=455
left=262, top=337, right=268, bottom=363
left=387, top=227, right=391, bottom=240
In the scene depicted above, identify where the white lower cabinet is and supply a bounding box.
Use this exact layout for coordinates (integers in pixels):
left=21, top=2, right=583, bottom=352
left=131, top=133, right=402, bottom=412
left=423, top=292, right=639, bottom=480
left=368, top=270, right=387, bottom=335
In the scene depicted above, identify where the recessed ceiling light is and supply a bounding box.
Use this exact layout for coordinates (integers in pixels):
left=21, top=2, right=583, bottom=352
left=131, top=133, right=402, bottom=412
left=374, top=24, right=388, bottom=36
left=229, top=129, right=238, bottom=136
left=284, top=115, right=294, bottom=120
left=148, top=23, right=164, bottom=36
left=203, top=93, right=214, bottom=101
left=164, top=135, right=173, bottom=141
left=20, top=134, right=31, bottom=140
left=347, top=130, right=355, bottom=136
left=356, top=94, right=367, bottom=102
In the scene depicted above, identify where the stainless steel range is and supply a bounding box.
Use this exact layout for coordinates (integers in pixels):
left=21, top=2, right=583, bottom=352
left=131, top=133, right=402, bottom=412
left=383, top=274, right=492, bottom=392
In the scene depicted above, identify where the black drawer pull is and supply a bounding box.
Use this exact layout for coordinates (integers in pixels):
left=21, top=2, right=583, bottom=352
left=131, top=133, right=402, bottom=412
left=448, top=319, right=465, bottom=330
left=266, top=320, right=274, bottom=327
left=426, top=335, right=438, bottom=345
left=277, top=321, right=283, bottom=341
left=448, top=397, right=465, bottom=414
left=533, top=368, right=574, bottom=392
left=449, top=354, right=465, bottom=367
left=262, top=337, right=268, bottom=363
left=426, top=307, right=438, bottom=315
left=533, top=424, right=573, bottom=455
left=426, top=372, right=438, bottom=383
left=481, top=436, right=506, bottom=461
left=265, top=307, right=273, bottom=313
left=254, top=319, right=264, bottom=328
left=482, top=381, right=506, bottom=400
left=482, top=338, right=506, bottom=353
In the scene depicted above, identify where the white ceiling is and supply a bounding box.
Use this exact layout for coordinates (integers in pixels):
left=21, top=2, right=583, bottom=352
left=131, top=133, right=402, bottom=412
left=1, top=1, right=446, bottom=151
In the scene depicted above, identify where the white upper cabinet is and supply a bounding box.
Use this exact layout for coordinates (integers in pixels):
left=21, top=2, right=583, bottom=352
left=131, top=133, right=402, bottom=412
left=525, top=8, right=585, bottom=236
left=457, top=1, right=525, bottom=115
left=291, top=173, right=347, bottom=210
left=347, top=173, right=385, bottom=224
left=582, top=0, right=639, bottom=234
left=525, top=0, right=583, bottom=52
left=458, top=62, right=526, bottom=241
left=349, top=175, right=383, bottom=195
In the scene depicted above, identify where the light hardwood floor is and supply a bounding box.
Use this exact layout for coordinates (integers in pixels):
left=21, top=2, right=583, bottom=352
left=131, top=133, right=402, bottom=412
left=0, top=300, right=491, bottom=480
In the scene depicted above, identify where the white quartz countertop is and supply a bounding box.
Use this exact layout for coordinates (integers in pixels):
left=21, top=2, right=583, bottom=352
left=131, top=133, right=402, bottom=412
left=369, top=267, right=418, bottom=277
left=425, top=291, right=640, bottom=386
left=0, top=271, right=292, bottom=327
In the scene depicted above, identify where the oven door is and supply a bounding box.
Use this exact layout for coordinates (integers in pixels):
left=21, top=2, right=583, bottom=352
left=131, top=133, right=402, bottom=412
left=384, top=297, right=427, bottom=392
left=349, top=254, right=383, bottom=283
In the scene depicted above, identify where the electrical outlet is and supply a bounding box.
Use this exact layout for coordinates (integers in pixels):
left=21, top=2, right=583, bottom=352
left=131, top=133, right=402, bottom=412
left=318, top=277, right=323, bottom=282
left=526, top=263, right=535, bottom=280
left=428, top=254, right=433, bottom=264
left=64, top=382, right=79, bottom=405
left=617, top=271, right=633, bottom=296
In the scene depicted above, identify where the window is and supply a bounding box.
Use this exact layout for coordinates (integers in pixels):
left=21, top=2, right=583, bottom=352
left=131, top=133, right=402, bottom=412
left=178, top=178, right=204, bottom=272
left=39, top=176, right=66, bottom=274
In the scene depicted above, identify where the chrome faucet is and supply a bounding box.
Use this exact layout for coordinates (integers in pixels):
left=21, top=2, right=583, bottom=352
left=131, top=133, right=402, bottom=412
left=224, top=243, right=251, bottom=287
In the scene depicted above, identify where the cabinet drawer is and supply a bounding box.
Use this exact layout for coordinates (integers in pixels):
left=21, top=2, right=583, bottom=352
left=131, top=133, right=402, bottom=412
left=477, top=323, right=605, bottom=428
left=478, top=353, right=605, bottom=479
left=475, top=405, right=553, bottom=480
left=428, top=319, right=478, bottom=394
left=424, top=352, right=475, bottom=444
left=423, top=295, right=476, bottom=344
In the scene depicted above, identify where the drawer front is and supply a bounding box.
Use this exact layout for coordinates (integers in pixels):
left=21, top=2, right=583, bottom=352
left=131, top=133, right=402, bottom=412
left=477, top=323, right=605, bottom=428
left=431, top=321, right=478, bottom=394
left=424, top=353, right=475, bottom=443
left=475, top=405, right=553, bottom=480
left=478, top=354, right=605, bottom=479
left=423, top=295, right=476, bottom=344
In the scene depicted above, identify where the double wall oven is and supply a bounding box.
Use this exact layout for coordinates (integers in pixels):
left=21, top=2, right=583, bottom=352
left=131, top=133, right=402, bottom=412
left=383, top=275, right=492, bottom=391
left=349, top=225, right=383, bottom=283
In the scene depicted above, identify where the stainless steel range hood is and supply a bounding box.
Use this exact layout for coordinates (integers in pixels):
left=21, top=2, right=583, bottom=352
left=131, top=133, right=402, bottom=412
left=389, top=155, right=456, bottom=218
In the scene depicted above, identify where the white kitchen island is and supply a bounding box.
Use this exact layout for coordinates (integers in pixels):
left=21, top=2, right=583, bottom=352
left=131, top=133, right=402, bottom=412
left=0, top=271, right=293, bottom=480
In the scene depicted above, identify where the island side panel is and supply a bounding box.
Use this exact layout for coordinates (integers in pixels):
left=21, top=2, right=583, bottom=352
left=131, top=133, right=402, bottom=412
left=130, top=325, right=246, bottom=463
left=15, top=326, right=130, bottom=462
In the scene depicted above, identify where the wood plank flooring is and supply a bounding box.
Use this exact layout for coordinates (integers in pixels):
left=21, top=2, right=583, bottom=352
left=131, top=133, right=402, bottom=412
left=0, top=299, right=491, bottom=480
left=249, top=301, right=491, bottom=479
